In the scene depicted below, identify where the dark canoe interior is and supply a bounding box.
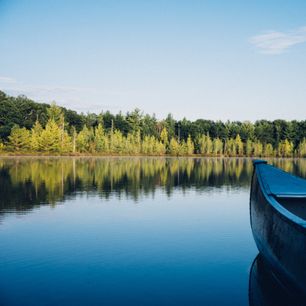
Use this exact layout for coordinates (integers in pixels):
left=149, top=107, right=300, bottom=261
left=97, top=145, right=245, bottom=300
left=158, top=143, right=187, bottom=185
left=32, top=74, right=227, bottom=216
left=256, top=161, right=306, bottom=221
left=276, top=197, right=306, bottom=221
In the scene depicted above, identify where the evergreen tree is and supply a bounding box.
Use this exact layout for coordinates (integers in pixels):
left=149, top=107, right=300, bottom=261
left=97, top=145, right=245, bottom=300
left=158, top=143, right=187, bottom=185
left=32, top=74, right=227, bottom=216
left=253, top=141, right=263, bottom=157
left=224, top=138, right=236, bottom=156
left=186, top=135, right=194, bottom=155
left=198, top=134, right=213, bottom=155
left=155, top=140, right=166, bottom=155
left=40, top=119, right=61, bottom=152
left=126, top=108, right=142, bottom=133
left=246, top=139, right=253, bottom=156
left=297, top=138, right=306, bottom=157
left=160, top=128, right=169, bottom=146
left=235, top=134, right=244, bottom=156
left=47, top=102, right=63, bottom=124
left=8, top=125, right=31, bottom=151
left=278, top=139, right=293, bottom=157
left=76, top=125, right=94, bottom=153
left=212, top=138, right=223, bottom=155
left=169, top=138, right=180, bottom=156
left=94, top=123, right=107, bottom=152
left=0, top=140, right=5, bottom=151
left=30, top=120, right=43, bottom=151
left=111, top=130, right=125, bottom=154
left=142, top=136, right=154, bottom=154
left=263, top=143, right=274, bottom=157
left=59, top=131, right=72, bottom=153
left=71, top=126, right=77, bottom=153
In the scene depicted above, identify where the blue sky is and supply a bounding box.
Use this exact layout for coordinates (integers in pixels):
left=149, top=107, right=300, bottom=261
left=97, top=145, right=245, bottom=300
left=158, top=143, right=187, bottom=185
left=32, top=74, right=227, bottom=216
left=1, top=0, right=306, bottom=121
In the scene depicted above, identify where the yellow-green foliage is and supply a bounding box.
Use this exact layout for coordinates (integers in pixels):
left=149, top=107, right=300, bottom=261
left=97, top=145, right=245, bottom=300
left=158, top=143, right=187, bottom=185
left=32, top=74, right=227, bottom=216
left=160, top=127, right=168, bottom=146
left=197, top=134, right=213, bottom=155
left=264, top=143, right=274, bottom=157
left=0, top=141, right=5, bottom=151
left=2, top=103, right=301, bottom=157
left=186, top=135, right=194, bottom=155
left=94, top=123, right=108, bottom=152
left=297, top=138, right=306, bottom=157
left=212, top=138, right=223, bottom=155
left=169, top=138, right=180, bottom=156
left=235, top=135, right=244, bottom=156
left=8, top=125, right=31, bottom=151
left=224, top=138, right=236, bottom=156
left=31, top=120, right=43, bottom=151
left=253, top=141, right=263, bottom=157
left=141, top=136, right=165, bottom=155
left=76, top=125, right=94, bottom=153
left=278, top=139, right=293, bottom=157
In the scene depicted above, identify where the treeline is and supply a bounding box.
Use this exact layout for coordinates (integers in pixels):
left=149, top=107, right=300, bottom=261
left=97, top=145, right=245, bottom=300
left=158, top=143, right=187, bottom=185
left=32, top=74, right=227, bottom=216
left=0, top=90, right=306, bottom=156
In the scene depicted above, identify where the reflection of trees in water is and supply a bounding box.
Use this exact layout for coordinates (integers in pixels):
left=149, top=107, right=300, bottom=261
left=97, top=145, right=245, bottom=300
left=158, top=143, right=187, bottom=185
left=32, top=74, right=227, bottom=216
left=0, top=157, right=305, bottom=214
left=270, top=158, right=306, bottom=178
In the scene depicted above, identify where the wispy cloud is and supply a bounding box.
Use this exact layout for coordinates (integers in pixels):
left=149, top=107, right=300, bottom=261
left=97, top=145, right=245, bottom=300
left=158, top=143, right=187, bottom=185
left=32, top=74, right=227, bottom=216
left=0, top=78, right=96, bottom=107
left=250, top=26, right=306, bottom=54
left=0, top=76, right=16, bottom=83
left=0, top=77, right=132, bottom=112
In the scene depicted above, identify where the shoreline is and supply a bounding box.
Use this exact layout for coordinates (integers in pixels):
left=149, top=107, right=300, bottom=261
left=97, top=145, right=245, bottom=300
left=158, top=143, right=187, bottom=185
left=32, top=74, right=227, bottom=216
left=0, top=153, right=303, bottom=159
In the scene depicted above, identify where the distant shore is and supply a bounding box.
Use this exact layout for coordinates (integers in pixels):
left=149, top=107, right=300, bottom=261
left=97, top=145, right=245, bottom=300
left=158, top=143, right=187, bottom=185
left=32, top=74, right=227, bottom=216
left=0, top=152, right=303, bottom=158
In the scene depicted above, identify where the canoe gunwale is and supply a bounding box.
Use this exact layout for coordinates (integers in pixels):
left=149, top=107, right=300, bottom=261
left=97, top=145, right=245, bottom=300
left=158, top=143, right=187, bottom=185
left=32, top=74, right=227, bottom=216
left=254, top=163, right=306, bottom=230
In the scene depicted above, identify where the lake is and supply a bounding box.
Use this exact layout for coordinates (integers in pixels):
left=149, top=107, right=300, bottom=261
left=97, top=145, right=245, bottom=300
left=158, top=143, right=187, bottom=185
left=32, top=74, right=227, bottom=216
left=0, top=157, right=305, bottom=306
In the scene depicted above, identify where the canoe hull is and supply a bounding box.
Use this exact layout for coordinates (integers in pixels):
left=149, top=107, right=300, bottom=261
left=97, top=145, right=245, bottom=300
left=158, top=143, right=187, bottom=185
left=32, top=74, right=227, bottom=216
left=250, top=169, right=306, bottom=295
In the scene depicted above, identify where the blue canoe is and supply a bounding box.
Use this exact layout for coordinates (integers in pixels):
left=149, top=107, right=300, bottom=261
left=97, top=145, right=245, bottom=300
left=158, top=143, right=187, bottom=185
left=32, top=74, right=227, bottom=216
left=250, top=160, right=306, bottom=296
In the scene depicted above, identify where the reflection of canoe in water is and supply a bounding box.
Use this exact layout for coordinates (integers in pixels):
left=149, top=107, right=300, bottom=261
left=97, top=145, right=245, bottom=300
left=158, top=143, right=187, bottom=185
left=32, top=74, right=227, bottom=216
left=250, top=160, right=306, bottom=296
left=249, top=254, right=305, bottom=306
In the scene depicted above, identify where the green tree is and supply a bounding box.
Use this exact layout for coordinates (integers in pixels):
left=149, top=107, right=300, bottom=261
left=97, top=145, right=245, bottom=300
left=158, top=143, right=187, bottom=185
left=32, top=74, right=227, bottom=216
left=126, top=108, right=142, bottom=133
left=76, top=125, right=94, bottom=153
left=240, top=121, right=255, bottom=141
left=186, top=135, right=194, bottom=155
left=169, top=138, right=180, bottom=156
left=235, top=134, right=244, bottom=156
left=224, top=138, right=236, bottom=156
left=142, top=136, right=166, bottom=155
left=30, top=120, right=43, bottom=151
left=59, top=130, right=72, bottom=153
left=253, top=141, right=263, bottom=157
left=297, top=138, right=306, bottom=157
left=8, top=125, right=31, bottom=151
left=246, top=139, right=253, bottom=156
left=198, top=134, right=213, bottom=155
left=40, top=119, right=61, bottom=152
left=94, top=123, right=108, bottom=152
left=160, top=127, right=169, bottom=146
left=111, top=130, right=125, bottom=154
left=0, top=140, right=5, bottom=152
left=278, top=139, right=293, bottom=157
left=71, top=126, right=77, bottom=153
left=142, top=136, right=154, bottom=154
left=47, top=102, right=63, bottom=124
left=212, top=138, right=223, bottom=155
left=263, top=143, right=274, bottom=157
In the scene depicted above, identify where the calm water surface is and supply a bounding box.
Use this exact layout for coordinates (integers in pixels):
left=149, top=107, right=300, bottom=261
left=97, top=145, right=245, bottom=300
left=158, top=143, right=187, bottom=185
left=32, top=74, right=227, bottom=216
left=0, top=157, right=305, bottom=306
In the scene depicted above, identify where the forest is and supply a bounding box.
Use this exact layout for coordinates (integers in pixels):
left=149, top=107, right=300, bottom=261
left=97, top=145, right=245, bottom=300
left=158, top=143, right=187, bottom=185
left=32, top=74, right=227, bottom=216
left=0, top=90, right=306, bottom=157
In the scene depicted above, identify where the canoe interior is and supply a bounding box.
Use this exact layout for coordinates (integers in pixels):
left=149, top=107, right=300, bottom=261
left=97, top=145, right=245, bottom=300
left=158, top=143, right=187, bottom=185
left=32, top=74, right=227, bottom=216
left=276, top=197, right=306, bottom=221
left=254, top=161, right=306, bottom=198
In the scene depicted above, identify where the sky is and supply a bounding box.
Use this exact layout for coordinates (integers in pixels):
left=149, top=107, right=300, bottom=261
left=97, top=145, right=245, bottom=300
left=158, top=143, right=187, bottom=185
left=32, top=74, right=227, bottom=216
left=0, top=0, right=306, bottom=121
